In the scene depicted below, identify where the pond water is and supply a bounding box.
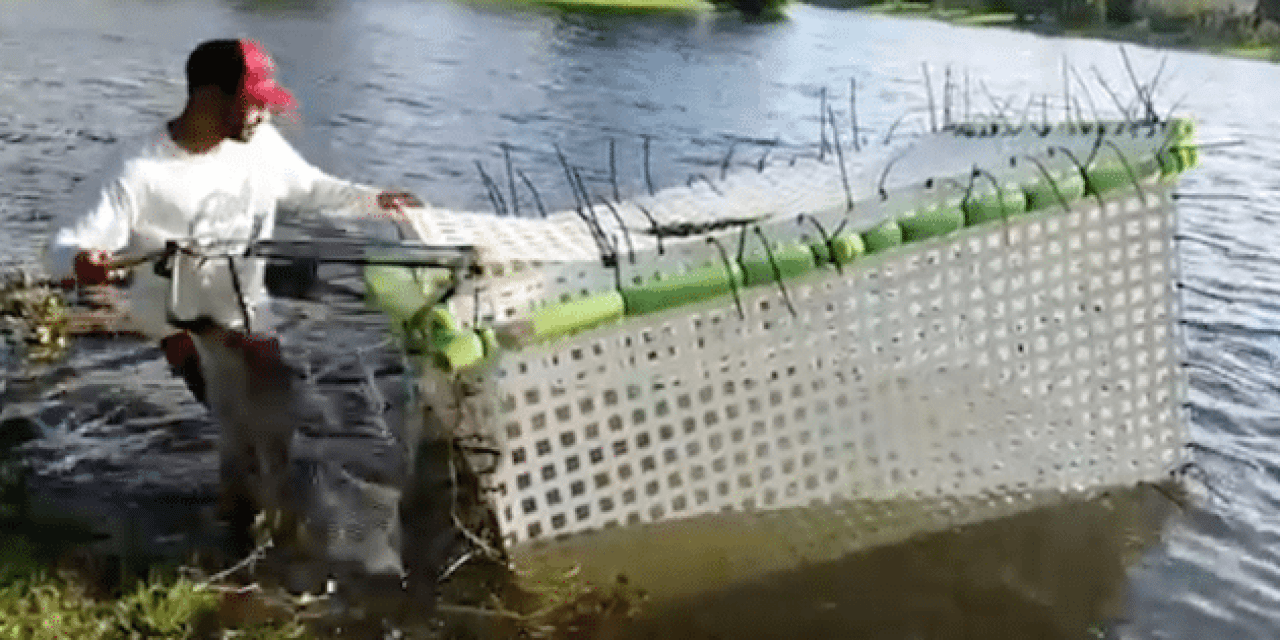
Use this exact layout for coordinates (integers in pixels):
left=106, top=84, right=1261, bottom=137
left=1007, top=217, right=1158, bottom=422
left=3, top=0, right=1280, bottom=637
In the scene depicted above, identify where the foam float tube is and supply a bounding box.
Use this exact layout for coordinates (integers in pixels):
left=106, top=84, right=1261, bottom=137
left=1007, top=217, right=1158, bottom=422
left=962, top=183, right=1027, bottom=226
left=529, top=291, right=626, bottom=341
left=1023, top=170, right=1086, bottom=211
left=364, top=265, right=431, bottom=327
left=898, top=201, right=965, bottom=242
left=621, top=262, right=745, bottom=316
left=435, top=330, right=486, bottom=373
left=741, top=242, right=816, bottom=286
left=861, top=219, right=903, bottom=254
left=810, top=232, right=865, bottom=266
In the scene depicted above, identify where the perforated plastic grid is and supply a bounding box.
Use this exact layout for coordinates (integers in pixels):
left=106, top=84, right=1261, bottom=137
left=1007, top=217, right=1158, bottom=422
left=466, top=184, right=1187, bottom=547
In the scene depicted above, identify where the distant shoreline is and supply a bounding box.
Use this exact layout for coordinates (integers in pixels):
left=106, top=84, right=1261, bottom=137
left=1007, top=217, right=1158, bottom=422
left=830, top=1, right=1280, bottom=64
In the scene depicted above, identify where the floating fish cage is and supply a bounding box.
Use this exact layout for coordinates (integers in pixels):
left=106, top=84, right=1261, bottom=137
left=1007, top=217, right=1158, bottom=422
left=367, top=117, right=1198, bottom=600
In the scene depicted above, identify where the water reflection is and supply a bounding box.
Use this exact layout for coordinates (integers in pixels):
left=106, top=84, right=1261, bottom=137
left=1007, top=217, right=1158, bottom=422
left=616, top=485, right=1180, bottom=639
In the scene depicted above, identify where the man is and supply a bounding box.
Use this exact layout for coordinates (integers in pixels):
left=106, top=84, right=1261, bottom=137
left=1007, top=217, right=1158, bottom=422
left=45, top=38, right=424, bottom=554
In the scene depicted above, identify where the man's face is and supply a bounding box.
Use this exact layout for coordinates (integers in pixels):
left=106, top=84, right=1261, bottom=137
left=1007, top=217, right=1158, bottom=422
left=223, top=91, right=269, bottom=143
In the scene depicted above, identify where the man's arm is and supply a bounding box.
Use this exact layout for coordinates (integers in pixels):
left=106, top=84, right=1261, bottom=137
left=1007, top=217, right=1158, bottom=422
left=46, top=177, right=137, bottom=285
left=259, top=124, right=422, bottom=220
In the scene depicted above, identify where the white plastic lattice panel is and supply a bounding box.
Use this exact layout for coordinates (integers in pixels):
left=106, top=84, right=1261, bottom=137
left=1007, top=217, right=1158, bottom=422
left=467, top=182, right=1187, bottom=548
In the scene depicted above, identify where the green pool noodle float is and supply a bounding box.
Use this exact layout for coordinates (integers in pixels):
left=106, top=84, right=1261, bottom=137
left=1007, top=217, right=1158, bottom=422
left=621, top=263, right=744, bottom=316
left=898, top=202, right=965, bottom=242
left=810, top=232, right=865, bottom=266
left=861, top=220, right=903, bottom=254
left=963, top=183, right=1027, bottom=226
left=1023, top=170, right=1086, bottom=211
left=742, top=243, right=816, bottom=286
left=365, top=266, right=431, bottom=327
left=530, top=291, right=626, bottom=341
left=435, top=331, right=486, bottom=373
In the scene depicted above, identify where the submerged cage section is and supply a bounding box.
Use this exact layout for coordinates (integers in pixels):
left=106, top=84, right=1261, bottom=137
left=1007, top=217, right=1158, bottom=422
left=368, top=118, right=1196, bottom=570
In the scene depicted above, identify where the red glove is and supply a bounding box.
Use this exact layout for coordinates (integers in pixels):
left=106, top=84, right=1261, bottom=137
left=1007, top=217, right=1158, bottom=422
left=73, top=249, right=112, bottom=286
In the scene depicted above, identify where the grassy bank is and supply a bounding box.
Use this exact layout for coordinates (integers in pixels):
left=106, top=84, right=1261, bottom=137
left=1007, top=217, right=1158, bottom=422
left=858, top=0, right=1280, bottom=62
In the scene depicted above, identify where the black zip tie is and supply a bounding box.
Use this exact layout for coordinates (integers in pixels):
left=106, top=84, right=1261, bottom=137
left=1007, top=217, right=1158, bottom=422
left=798, top=213, right=842, bottom=274
left=720, top=141, right=736, bottom=181
left=687, top=173, right=723, bottom=196
left=573, top=167, right=616, bottom=265
left=609, top=137, right=620, bottom=203
left=753, top=227, right=797, bottom=318
left=735, top=221, right=751, bottom=264
left=970, top=165, right=1014, bottom=245
left=1052, top=145, right=1105, bottom=208
left=642, top=135, right=654, bottom=196
left=501, top=143, right=519, bottom=217
left=555, top=143, right=585, bottom=214
left=849, top=77, right=861, bottom=152
left=596, top=197, right=635, bottom=265
left=634, top=204, right=664, bottom=255
left=475, top=160, right=507, bottom=216
left=827, top=105, right=853, bottom=212
left=706, top=236, right=745, bottom=321
left=1023, top=155, right=1072, bottom=213
left=883, top=110, right=917, bottom=145
left=472, top=283, right=481, bottom=327
left=878, top=150, right=908, bottom=200
left=225, top=255, right=253, bottom=333
left=1099, top=139, right=1148, bottom=203
left=922, top=63, right=937, bottom=133
left=819, top=86, right=829, bottom=161
left=516, top=169, right=547, bottom=218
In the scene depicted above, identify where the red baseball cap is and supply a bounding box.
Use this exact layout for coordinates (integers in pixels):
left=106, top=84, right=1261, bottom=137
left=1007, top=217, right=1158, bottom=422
left=186, top=39, right=297, bottom=110
left=238, top=39, right=296, bottom=110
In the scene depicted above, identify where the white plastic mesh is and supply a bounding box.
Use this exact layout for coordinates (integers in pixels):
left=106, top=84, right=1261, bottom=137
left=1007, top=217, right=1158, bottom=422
left=465, top=184, right=1186, bottom=548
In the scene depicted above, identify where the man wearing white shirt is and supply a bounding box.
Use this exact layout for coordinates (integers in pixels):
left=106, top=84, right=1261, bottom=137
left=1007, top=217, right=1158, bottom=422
left=46, top=38, right=424, bottom=557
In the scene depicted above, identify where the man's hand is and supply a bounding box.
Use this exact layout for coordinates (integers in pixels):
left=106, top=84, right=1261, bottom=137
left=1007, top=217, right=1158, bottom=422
left=73, top=249, right=114, bottom=286
left=373, top=189, right=424, bottom=220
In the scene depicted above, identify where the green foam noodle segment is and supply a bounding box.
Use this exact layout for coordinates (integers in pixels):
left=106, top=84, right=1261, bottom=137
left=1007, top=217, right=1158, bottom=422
left=898, top=199, right=965, bottom=242
left=530, top=291, right=626, bottom=341
left=1084, top=162, right=1134, bottom=196
left=741, top=243, right=816, bottom=286
left=1023, top=170, right=1086, bottom=211
left=435, top=330, right=486, bottom=373
left=861, top=219, right=903, bottom=254
left=962, top=182, right=1026, bottom=226
left=622, top=262, right=744, bottom=316
left=810, top=232, right=865, bottom=266
left=364, top=265, right=433, bottom=328
left=1168, top=117, right=1195, bottom=145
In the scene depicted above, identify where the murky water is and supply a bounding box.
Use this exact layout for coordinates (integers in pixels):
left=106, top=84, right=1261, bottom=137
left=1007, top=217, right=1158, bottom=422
left=3, top=0, right=1280, bottom=637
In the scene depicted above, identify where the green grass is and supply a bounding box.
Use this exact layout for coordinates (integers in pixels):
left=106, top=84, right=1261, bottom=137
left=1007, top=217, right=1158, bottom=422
left=0, top=533, right=313, bottom=639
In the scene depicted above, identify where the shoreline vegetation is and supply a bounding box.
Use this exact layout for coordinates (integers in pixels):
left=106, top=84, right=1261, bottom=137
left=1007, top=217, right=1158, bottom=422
left=860, top=0, right=1280, bottom=61
left=824, top=0, right=1280, bottom=62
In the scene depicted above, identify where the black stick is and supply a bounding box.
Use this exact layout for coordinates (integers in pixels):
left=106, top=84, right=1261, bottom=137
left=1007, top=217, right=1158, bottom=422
left=828, top=105, right=853, bottom=212
left=517, top=169, right=547, bottom=218
left=850, top=77, right=861, bottom=152
left=501, top=143, right=519, bottom=217
left=923, top=62, right=937, bottom=133
left=642, top=135, right=654, bottom=196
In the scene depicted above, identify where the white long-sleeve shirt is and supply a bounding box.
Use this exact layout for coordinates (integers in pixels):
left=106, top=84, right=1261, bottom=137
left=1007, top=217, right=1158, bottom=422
left=47, top=121, right=381, bottom=338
